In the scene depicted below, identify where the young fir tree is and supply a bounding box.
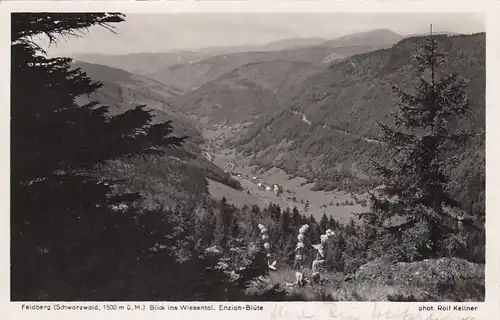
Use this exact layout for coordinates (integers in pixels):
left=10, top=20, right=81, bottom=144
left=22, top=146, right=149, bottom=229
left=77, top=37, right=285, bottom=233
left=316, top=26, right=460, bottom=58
left=279, top=208, right=291, bottom=237
left=334, top=232, right=347, bottom=272
left=308, top=215, right=321, bottom=243
left=319, top=213, right=329, bottom=233
left=214, top=197, right=237, bottom=250
left=366, top=30, right=479, bottom=260
left=328, top=216, right=339, bottom=230
left=291, top=206, right=301, bottom=228
left=251, top=204, right=262, bottom=221
left=195, top=206, right=215, bottom=248
left=273, top=208, right=290, bottom=252
left=345, top=219, right=357, bottom=237
left=229, top=210, right=241, bottom=245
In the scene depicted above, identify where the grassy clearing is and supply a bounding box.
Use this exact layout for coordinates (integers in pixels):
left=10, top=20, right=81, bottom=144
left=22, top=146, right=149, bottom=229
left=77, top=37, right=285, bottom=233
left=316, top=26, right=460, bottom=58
left=207, top=179, right=267, bottom=209
left=208, top=147, right=368, bottom=223
left=244, top=167, right=369, bottom=223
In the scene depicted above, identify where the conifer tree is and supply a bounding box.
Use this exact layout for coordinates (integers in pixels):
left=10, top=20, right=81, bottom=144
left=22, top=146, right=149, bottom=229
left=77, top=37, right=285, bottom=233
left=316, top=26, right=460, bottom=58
left=279, top=208, right=291, bottom=237
left=284, top=237, right=296, bottom=265
left=251, top=204, right=262, bottom=220
left=10, top=13, right=232, bottom=301
left=11, top=12, right=189, bottom=299
left=291, top=206, right=301, bottom=228
left=333, top=232, right=347, bottom=272
left=320, top=213, right=329, bottom=233
left=276, top=208, right=291, bottom=251
left=308, top=215, right=321, bottom=243
left=345, top=219, right=357, bottom=237
left=10, top=12, right=279, bottom=302
left=367, top=29, right=479, bottom=260
left=229, top=213, right=241, bottom=243
left=214, top=197, right=232, bottom=249
left=270, top=203, right=281, bottom=222
left=328, top=216, right=338, bottom=230
left=196, top=207, right=216, bottom=247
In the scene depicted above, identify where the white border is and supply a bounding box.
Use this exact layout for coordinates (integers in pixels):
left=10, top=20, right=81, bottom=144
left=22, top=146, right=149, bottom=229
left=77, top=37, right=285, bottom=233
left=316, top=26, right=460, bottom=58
left=1, top=1, right=498, bottom=320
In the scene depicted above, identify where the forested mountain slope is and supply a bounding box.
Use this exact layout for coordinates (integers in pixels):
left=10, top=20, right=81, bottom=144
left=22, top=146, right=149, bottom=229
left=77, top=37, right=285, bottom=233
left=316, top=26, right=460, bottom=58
left=235, top=33, right=485, bottom=215
left=72, top=61, right=242, bottom=195
left=172, top=60, right=327, bottom=124
left=72, top=61, right=195, bottom=136
left=169, top=32, right=406, bottom=125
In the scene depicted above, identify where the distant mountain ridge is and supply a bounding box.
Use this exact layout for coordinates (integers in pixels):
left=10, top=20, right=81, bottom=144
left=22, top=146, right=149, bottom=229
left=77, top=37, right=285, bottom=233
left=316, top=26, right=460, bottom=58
left=71, top=37, right=329, bottom=76
left=259, top=37, right=328, bottom=51
left=322, top=28, right=403, bottom=47
left=166, top=29, right=406, bottom=123
left=151, top=40, right=403, bottom=95
left=72, top=51, right=213, bottom=75
left=72, top=28, right=406, bottom=90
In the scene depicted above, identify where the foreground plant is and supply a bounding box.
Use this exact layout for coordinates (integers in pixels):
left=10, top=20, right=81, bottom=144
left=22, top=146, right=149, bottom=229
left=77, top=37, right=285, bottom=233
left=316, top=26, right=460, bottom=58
left=258, top=223, right=277, bottom=270
left=284, top=224, right=309, bottom=287
left=311, top=229, right=335, bottom=283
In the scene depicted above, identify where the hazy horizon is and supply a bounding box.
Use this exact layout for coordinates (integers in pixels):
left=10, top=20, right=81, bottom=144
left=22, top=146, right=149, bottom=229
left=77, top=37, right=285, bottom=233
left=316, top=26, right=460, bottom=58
left=35, top=13, right=485, bottom=56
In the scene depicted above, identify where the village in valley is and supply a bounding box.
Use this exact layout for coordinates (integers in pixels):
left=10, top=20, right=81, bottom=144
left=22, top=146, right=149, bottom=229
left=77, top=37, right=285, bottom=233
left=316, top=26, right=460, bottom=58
left=202, top=132, right=369, bottom=225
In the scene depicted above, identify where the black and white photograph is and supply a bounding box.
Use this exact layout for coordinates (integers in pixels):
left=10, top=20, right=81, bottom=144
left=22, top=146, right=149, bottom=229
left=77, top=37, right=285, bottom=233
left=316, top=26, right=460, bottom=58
left=10, top=10, right=486, bottom=303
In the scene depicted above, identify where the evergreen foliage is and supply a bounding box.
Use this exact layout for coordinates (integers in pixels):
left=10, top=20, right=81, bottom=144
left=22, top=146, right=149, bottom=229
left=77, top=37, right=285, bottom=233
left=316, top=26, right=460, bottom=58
left=363, top=33, right=484, bottom=261
left=10, top=13, right=264, bottom=301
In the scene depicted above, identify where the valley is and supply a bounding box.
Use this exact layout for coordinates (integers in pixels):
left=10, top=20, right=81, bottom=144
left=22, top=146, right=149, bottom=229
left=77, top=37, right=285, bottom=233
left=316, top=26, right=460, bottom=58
left=188, top=32, right=485, bottom=226
left=201, top=125, right=370, bottom=224
left=71, top=31, right=485, bottom=226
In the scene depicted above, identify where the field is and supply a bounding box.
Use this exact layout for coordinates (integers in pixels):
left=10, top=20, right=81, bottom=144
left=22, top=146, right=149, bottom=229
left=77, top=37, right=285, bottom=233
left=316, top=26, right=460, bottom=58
left=208, top=147, right=369, bottom=224
left=207, top=179, right=268, bottom=209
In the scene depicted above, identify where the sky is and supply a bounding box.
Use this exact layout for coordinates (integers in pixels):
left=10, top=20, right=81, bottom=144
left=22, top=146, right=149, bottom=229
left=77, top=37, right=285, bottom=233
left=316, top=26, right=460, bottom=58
left=39, top=13, right=485, bottom=55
